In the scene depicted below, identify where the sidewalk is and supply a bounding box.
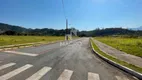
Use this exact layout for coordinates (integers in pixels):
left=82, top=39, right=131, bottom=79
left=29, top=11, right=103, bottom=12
left=93, top=39, right=142, bottom=68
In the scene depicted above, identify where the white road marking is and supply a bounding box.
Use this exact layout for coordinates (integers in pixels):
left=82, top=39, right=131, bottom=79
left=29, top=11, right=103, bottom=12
left=0, top=63, right=16, bottom=71
left=26, top=67, right=52, bottom=80
left=115, top=76, right=129, bottom=80
left=0, top=64, right=33, bottom=80
left=4, top=51, right=38, bottom=56
left=57, top=69, right=73, bottom=80
left=88, top=72, right=100, bottom=80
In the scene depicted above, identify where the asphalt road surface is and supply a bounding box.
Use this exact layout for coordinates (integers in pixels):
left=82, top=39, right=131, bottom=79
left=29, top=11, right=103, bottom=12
left=0, top=38, right=138, bottom=80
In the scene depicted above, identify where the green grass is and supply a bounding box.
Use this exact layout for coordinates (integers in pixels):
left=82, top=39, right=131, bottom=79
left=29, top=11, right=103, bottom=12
left=0, top=36, right=65, bottom=46
left=95, top=37, right=142, bottom=57
left=90, top=39, right=142, bottom=73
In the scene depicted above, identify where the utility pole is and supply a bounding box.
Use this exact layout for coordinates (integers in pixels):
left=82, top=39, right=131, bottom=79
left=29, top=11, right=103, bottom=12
left=66, top=19, right=68, bottom=40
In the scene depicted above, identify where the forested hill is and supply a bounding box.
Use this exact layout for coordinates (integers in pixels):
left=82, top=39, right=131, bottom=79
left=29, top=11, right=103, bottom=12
left=0, top=22, right=66, bottom=36
left=85, top=28, right=142, bottom=37
left=0, top=23, right=28, bottom=33
left=0, top=22, right=142, bottom=36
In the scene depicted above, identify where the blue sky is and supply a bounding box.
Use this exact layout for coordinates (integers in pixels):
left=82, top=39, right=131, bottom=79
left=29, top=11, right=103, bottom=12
left=0, top=0, right=142, bottom=30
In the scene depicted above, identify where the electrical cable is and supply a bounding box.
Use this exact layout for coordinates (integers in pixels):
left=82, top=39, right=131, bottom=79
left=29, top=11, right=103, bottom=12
left=62, top=0, right=67, bottom=20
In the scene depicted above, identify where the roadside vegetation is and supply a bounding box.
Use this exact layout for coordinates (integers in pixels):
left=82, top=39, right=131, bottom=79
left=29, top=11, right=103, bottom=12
left=95, top=37, right=142, bottom=57
left=0, top=36, right=64, bottom=46
left=90, top=39, right=142, bottom=73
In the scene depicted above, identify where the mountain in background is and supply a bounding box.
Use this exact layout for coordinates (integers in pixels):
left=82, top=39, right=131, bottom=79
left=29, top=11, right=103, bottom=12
left=0, top=22, right=142, bottom=36
left=0, top=23, right=28, bottom=33
left=130, top=26, right=142, bottom=31
left=0, top=22, right=66, bottom=36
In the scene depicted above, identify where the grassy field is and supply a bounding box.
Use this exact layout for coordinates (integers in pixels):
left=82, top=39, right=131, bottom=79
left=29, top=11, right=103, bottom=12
left=90, top=39, right=142, bottom=73
left=0, top=36, right=65, bottom=46
left=95, top=37, right=142, bottom=57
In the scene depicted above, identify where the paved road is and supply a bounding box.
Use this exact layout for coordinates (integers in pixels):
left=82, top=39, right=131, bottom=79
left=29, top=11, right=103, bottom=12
left=0, top=38, right=137, bottom=80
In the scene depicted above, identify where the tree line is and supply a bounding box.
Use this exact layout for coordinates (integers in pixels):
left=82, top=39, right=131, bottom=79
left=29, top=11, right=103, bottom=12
left=0, top=23, right=142, bottom=37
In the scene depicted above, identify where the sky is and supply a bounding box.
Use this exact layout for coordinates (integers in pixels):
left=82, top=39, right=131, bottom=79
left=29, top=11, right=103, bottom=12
left=0, top=0, right=142, bottom=31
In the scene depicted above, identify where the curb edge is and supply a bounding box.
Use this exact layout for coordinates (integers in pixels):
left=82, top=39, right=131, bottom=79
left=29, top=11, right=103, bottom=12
left=90, top=38, right=142, bottom=80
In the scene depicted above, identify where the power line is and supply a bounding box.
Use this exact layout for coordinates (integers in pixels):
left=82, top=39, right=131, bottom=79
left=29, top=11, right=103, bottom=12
left=62, top=0, right=67, bottom=20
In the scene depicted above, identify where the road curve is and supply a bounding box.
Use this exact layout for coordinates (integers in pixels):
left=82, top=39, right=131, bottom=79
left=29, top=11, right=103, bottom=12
left=0, top=38, right=137, bottom=80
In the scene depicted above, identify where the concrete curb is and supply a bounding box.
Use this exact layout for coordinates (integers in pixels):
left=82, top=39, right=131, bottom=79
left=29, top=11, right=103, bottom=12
left=0, top=40, right=64, bottom=51
left=90, top=38, right=142, bottom=80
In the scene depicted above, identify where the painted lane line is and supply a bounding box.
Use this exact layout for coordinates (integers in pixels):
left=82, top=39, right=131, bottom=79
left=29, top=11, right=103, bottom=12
left=0, top=63, right=16, bottom=71
left=26, top=67, right=52, bottom=80
left=57, top=69, right=73, bottom=80
left=4, top=51, right=38, bottom=56
left=0, top=64, right=33, bottom=80
left=115, top=76, right=129, bottom=80
left=88, top=72, right=100, bottom=80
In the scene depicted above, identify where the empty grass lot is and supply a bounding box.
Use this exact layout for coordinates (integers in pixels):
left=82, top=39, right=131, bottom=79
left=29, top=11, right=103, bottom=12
left=0, top=36, right=64, bottom=46
left=95, top=37, right=142, bottom=57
